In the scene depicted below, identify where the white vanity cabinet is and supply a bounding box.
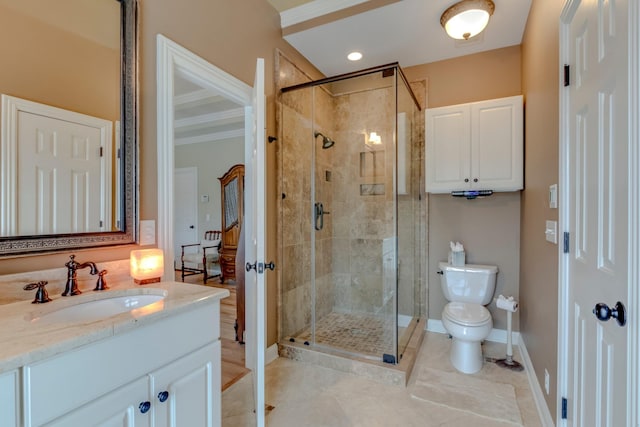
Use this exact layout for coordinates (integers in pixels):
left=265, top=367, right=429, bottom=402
left=425, top=95, right=523, bottom=193
left=22, top=301, right=222, bottom=427
left=0, top=369, right=20, bottom=426
left=45, top=376, right=151, bottom=427
left=151, top=341, right=220, bottom=426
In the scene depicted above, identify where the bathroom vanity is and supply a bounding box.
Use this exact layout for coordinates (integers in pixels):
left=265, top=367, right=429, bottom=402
left=0, top=281, right=229, bottom=426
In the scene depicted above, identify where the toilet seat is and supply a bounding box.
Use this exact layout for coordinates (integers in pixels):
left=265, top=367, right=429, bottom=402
left=443, top=302, right=491, bottom=327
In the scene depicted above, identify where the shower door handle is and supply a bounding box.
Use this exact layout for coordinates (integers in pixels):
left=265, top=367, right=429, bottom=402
left=315, top=202, right=330, bottom=231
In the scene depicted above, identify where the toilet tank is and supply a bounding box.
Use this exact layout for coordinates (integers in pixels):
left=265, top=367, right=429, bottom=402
left=439, top=262, right=498, bottom=305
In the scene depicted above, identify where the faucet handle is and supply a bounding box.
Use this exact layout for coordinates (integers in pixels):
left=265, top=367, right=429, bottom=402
left=94, top=270, right=109, bottom=291
left=23, top=281, right=52, bottom=304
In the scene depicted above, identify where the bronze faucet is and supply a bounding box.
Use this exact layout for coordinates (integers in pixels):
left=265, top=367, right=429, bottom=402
left=63, top=255, right=99, bottom=296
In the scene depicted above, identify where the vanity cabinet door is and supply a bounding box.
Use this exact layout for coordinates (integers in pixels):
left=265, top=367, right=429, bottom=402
left=0, top=369, right=20, bottom=427
left=44, top=376, right=151, bottom=427
left=151, top=341, right=220, bottom=427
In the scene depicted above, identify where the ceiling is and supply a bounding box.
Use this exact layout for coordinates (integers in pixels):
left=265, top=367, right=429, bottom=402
left=270, top=0, right=532, bottom=76
left=173, top=71, right=244, bottom=147
left=173, top=0, right=532, bottom=147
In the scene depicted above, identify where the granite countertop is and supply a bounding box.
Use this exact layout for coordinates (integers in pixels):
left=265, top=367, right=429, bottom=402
left=0, top=281, right=229, bottom=375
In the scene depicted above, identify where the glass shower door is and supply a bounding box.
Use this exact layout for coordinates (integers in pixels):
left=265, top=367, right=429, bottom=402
left=311, top=74, right=398, bottom=362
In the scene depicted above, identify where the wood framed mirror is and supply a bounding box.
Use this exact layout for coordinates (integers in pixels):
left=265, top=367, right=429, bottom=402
left=0, top=0, right=138, bottom=256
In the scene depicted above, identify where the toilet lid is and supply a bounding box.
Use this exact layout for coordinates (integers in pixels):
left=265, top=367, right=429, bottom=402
left=443, top=302, right=491, bottom=326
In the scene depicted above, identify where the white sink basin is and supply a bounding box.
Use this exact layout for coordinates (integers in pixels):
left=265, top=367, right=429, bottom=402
left=31, top=293, right=166, bottom=324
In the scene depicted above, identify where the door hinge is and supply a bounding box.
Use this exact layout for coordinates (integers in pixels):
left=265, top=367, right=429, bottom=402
left=99, top=146, right=104, bottom=157
left=561, top=397, right=568, bottom=419
left=99, top=220, right=103, bottom=228
left=564, top=65, right=570, bottom=87
left=563, top=232, right=570, bottom=253
left=117, top=148, right=121, bottom=159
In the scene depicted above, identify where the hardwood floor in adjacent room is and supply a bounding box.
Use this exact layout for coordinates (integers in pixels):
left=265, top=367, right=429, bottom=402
left=175, top=271, right=249, bottom=390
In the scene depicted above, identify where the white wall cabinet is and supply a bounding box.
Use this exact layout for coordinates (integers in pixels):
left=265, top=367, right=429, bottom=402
left=425, top=95, right=523, bottom=193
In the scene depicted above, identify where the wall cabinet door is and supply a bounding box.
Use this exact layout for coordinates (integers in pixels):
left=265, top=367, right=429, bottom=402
left=425, top=104, right=471, bottom=193
left=425, top=95, right=523, bottom=193
left=45, top=376, right=151, bottom=427
left=470, top=96, right=523, bottom=191
left=151, top=342, right=220, bottom=427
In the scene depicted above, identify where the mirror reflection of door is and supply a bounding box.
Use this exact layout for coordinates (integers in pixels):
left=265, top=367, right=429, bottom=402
left=1, top=95, right=113, bottom=236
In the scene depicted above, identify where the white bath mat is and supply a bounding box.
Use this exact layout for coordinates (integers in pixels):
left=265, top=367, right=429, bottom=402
left=409, top=367, right=524, bottom=425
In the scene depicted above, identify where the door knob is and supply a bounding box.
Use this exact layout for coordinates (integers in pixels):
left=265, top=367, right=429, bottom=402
left=189, top=225, right=194, bottom=229
left=265, top=261, right=275, bottom=271
left=139, top=401, right=151, bottom=414
left=593, top=301, right=626, bottom=326
left=246, top=262, right=257, bottom=272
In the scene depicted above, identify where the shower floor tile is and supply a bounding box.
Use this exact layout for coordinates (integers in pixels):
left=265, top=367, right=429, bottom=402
left=295, top=312, right=394, bottom=358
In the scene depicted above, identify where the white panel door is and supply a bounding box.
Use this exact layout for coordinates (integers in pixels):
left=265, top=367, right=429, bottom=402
left=174, top=167, right=198, bottom=268
left=244, top=57, right=266, bottom=426
left=563, top=0, right=629, bottom=425
left=17, top=111, right=104, bottom=235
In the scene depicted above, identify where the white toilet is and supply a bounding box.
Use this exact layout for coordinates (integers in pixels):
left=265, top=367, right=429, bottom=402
left=439, top=261, right=498, bottom=374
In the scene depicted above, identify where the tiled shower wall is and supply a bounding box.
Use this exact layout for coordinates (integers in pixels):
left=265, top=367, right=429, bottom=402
left=276, top=52, right=427, bottom=342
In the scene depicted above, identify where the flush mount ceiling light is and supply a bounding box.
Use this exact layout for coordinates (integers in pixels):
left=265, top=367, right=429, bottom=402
left=347, top=51, right=363, bottom=61
left=440, top=0, right=495, bottom=40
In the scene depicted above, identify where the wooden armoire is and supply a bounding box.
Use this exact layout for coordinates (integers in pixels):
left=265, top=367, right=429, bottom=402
left=218, top=164, right=244, bottom=283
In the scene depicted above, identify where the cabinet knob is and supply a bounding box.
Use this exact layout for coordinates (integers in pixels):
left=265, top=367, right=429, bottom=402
left=473, top=178, right=478, bottom=183
left=464, top=178, right=469, bottom=183
left=158, top=390, right=169, bottom=403
left=139, top=401, right=151, bottom=414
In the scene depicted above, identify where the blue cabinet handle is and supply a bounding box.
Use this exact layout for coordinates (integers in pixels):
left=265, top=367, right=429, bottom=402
left=158, top=391, right=169, bottom=403
left=139, top=401, right=151, bottom=414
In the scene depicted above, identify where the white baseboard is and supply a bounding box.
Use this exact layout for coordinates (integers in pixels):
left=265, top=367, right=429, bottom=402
left=426, top=318, right=520, bottom=345
left=398, top=314, right=412, bottom=328
left=266, top=343, right=279, bottom=365
left=518, top=338, right=555, bottom=426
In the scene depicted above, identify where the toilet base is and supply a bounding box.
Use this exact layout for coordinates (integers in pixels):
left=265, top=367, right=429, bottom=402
left=450, top=338, right=484, bottom=374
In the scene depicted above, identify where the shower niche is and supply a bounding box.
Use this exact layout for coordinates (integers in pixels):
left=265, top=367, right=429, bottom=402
left=277, top=62, right=426, bottom=367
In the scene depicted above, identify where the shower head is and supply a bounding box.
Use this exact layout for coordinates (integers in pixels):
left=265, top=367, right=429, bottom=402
left=314, top=132, right=336, bottom=149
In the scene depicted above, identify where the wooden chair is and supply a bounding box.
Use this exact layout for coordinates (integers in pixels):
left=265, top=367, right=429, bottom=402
left=180, top=230, right=222, bottom=284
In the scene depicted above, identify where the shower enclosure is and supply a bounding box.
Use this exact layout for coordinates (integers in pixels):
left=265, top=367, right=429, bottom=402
left=277, top=63, right=425, bottom=364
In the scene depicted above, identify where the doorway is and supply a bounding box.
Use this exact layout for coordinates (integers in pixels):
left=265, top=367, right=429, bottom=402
left=156, top=34, right=267, bottom=425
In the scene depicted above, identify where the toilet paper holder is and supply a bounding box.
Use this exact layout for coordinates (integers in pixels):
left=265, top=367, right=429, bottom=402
left=496, top=294, right=519, bottom=312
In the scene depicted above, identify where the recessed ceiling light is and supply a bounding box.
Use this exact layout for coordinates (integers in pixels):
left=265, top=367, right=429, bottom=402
left=347, top=51, right=363, bottom=61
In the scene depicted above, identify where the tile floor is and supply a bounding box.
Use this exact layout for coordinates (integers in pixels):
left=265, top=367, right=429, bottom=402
left=222, top=331, right=543, bottom=426
left=295, top=312, right=395, bottom=358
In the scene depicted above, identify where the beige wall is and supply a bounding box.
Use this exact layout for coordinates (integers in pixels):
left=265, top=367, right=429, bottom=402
left=520, top=0, right=564, bottom=420
left=175, top=139, right=244, bottom=237
left=0, top=4, right=119, bottom=121
left=404, top=46, right=522, bottom=331
left=0, top=0, right=323, bottom=348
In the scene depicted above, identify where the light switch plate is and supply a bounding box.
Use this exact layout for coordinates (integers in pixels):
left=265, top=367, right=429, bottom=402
left=139, top=220, right=155, bottom=245
left=545, top=220, right=558, bottom=244
left=549, top=184, right=558, bottom=209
